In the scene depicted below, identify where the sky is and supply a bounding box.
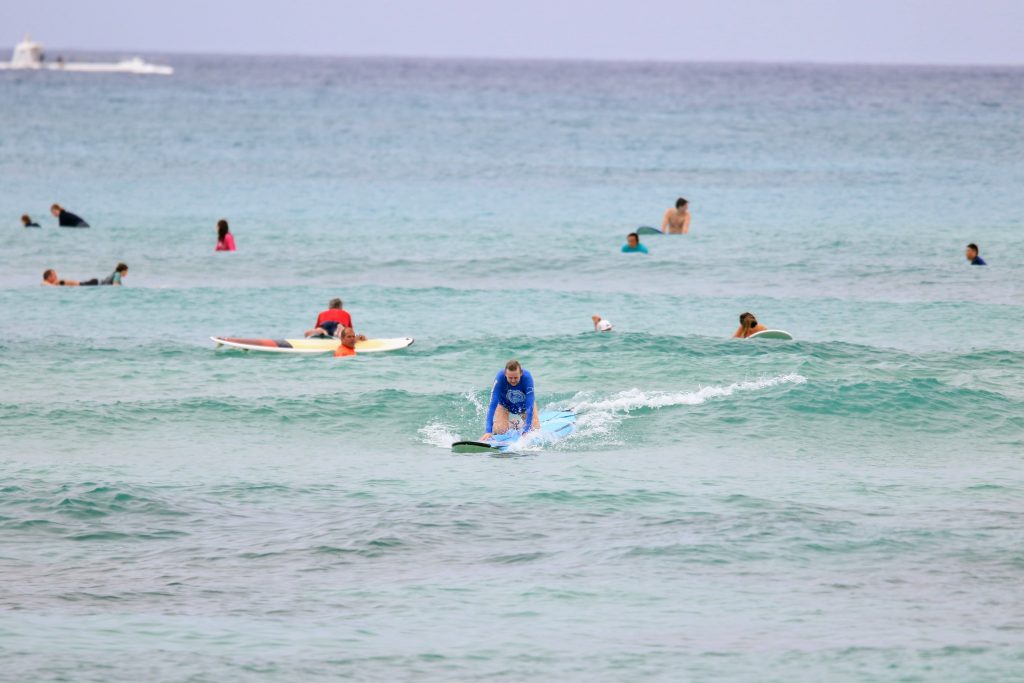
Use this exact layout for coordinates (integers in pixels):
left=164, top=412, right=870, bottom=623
left=2, top=0, right=1023, bottom=65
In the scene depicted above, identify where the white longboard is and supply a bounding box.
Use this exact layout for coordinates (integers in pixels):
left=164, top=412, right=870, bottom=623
left=211, top=336, right=414, bottom=354
left=747, top=330, right=794, bottom=340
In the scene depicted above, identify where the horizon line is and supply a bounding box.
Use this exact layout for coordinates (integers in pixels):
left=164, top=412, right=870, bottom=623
left=5, top=42, right=1023, bottom=70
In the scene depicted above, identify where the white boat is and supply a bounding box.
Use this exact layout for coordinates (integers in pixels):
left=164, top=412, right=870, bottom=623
left=0, top=35, right=172, bottom=75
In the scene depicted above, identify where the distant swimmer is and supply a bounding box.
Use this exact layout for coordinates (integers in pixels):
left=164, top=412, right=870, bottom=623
left=305, top=298, right=368, bottom=340
left=592, top=314, right=614, bottom=332
left=42, top=269, right=98, bottom=286
left=481, top=359, right=540, bottom=441
left=21, top=214, right=40, bottom=228
left=100, top=263, right=128, bottom=286
left=333, top=327, right=358, bottom=357
left=50, top=204, right=89, bottom=228
left=966, top=243, right=987, bottom=266
left=622, top=232, right=649, bottom=254
left=733, top=312, right=768, bottom=339
left=662, top=197, right=691, bottom=234
left=216, top=219, right=236, bottom=251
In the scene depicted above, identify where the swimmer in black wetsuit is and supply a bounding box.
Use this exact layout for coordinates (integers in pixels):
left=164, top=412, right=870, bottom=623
left=50, top=204, right=89, bottom=228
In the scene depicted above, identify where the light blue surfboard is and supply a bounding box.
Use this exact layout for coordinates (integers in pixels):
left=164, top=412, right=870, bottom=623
left=636, top=226, right=662, bottom=235
left=452, top=410, right=576, bottom=455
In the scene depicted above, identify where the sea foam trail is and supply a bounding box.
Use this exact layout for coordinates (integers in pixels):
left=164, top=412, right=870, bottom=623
left=570, top=374, right=807, bottom=413
left=419, top=422, right=461, bottom=448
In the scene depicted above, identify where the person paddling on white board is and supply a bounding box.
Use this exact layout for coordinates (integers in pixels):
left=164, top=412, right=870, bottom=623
left=733, top=312, right=768, bottom=339
left=480, top=359, right=541, bottom=441
left=50, top=203, right=89, bottom=228
left=661, top=197, right=691, bottom=234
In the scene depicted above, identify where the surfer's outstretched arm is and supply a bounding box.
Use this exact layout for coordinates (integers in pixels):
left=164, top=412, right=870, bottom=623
left=484, top=378, right=501, bottom=436
left=522, top=374, right=536, bottom=432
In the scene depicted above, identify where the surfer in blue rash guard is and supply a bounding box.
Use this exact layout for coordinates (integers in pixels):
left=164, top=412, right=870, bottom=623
left=480, top=359, right=541, bottom=441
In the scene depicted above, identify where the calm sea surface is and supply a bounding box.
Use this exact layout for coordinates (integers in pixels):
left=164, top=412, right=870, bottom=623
left=1, top=54, right=1023, bottom=682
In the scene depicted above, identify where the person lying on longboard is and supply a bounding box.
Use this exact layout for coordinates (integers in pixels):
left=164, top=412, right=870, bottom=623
left=304, top=297, right=366, bottom=340
left=481, top=359, right=541, bottom=441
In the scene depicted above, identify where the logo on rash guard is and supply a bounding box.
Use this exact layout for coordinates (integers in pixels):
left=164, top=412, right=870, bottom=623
left=506, top=389, right=526, bottom=404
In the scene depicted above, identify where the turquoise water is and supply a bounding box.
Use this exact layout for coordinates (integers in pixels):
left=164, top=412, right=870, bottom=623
left=1, top=56, right=1023, bottom=681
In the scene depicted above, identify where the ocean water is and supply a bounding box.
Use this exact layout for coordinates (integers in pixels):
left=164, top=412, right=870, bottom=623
left=1, top=54, right=1023, bottom=682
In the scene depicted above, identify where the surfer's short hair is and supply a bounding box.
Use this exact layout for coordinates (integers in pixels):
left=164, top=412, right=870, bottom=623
left=43, top=269, right=54, bottom=280
left=676, top=197, right=688, bottom=208
left=21, top=214, right=31, bottom=224
left=329, top=298, right=342, bottom=309
left=967, top=243, right=979, bottom=253
left=115, top=263, right=128, bottom=273
left=505, top=359, right=522, bottom=372
left=50, top=203, right=62, bottom=211
left=628, top=232, right=639, bottom=241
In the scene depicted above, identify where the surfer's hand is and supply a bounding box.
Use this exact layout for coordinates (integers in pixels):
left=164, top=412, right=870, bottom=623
left=480, top=433, right=492, bottom=441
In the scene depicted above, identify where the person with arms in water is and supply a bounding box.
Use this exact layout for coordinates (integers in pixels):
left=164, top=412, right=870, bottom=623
left=21, top=214, right=40, bottom=228
left=216, top=219, right=236, bottom=251
left=333, top=327, right=359, bottom=357
left=622, top=232, right=648, bottom=254
left=661, top=197, right=691, bottom=234
left=965, top=243, right=987, bottom=266
left=50, top=204, right=89, bottom=227
left=733, top=312, right=768, bottom=338
left=100, top=263, right=129, bottom=285
left=42, top=268, right=98, bottom=286
left=592, top=314, right=614, bottom=332
left=481, top=359, right=540, bottom=441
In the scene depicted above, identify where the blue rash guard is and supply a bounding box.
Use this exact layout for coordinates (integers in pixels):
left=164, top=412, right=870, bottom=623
left=485, top=369, right=536, bottom=433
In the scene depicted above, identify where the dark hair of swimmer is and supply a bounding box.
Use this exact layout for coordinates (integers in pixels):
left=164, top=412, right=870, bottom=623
left=739, top=312, right=756, bottom=325
left=628, top=232, right=639, bottom=240
left=505, top=359, right=521, bottom=372
left=115, top=263, right=128, bottom=273
left=676, top=198, right=688, bottom=208
left=21, top=214, right=31, bottom=225
left=329, top=298, right=342, bottom=309
left=217, top=219, right=230, bottom=241
left=51, top=203, right=62, bottom=212
left=43, top=269, right=55, bottom=280
left=967, top=243, right=979, bottom=254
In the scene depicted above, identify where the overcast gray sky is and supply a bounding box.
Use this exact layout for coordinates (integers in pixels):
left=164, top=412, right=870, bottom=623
left=2, top=0, right=1023, bottom=65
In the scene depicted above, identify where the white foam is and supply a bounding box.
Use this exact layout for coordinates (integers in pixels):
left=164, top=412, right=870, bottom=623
left=570, top=373, right=807, bottom=413
left=419, top=422, right=460, bottom=448
left=464, top=390, right=486, bottom=417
